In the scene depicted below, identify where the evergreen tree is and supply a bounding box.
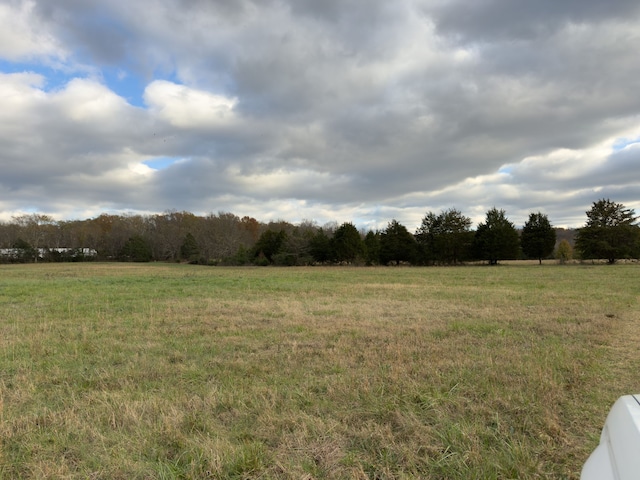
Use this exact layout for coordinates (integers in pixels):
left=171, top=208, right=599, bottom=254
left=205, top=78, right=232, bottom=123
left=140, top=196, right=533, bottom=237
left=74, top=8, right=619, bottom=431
left=120, top=235, right=153, bottom=262
left=180, top=232, right=200, bottom=262
left=379, top=220, right=417, bottom=265
left=521, top=212, right=556, bottom=264
left=575, top=199, right=640, bottom=263
left=416, top=208, right=472, bottom=265
left=331, top=223, right=364, bottom=263
left=253, top=229, right=287, bottom=263
left=415, top=212, right=439, bottom=264
left=363, top=230, right=381, bottom=265
left=473, top=208, right=520, bottom=265
left=11, top=238, right=36, bottom=263
left=309, top=229, right=333, bottom=263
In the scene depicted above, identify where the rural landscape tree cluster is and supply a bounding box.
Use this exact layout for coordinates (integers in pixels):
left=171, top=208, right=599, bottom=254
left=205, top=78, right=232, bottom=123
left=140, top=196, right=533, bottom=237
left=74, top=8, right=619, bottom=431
left=0, top=199, right=638, bottom=265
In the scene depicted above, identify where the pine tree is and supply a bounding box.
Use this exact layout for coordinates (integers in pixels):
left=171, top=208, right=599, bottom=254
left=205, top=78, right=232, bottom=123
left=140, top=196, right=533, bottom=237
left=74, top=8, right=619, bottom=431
left=473, top=208, right=520, bottom=265
left=521, top=212, right=556, bottom=264
left=575, top=199, right=640, bottom=263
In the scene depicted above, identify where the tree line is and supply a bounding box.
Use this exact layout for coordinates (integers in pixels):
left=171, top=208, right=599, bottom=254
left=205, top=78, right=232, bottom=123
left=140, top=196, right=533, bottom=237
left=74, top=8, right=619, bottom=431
left=1, top=199, right=638, bottom=265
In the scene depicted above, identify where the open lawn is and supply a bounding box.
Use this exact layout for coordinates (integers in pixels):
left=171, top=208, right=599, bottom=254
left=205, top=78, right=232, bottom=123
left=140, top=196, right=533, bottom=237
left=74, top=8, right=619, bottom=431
left=1, top=263, right=639, bottom=479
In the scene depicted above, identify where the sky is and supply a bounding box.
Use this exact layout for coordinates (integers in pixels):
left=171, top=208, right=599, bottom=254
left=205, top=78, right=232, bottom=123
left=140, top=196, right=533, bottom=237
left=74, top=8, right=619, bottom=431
left=1, top=0, right=640, bottom=231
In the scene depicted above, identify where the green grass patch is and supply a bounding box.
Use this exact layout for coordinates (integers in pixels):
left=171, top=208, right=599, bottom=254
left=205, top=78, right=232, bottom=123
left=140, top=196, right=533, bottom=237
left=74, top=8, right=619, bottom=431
left=0, top=263, right=638, bottom=478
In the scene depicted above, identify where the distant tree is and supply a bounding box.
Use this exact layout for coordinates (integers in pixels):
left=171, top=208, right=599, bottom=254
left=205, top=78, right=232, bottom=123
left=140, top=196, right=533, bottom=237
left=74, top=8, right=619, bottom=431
left=12, top=213, right=54, bottom=263
left=331, top=222, right=364, bottom=263
left=253, top=229, right=287, bottom=263
left=521, top=212, right=556, bottom=264
left=90, top=214, right=139, bottom=260
left=415, top=212, right=439, bottom=264
left=120, top=235, right=153, bottom=262
left=309, top=229, right=333, bottom=263
left=56, top=219, right=91, bottom=250
left=12, top=238, right=35, bottom=263
left=200, top=212, right=249, bottom=261
left=473, top=208, right=520, bottom=265
left=555, top=228, right=577, bottom=250
left=240, top=216, right=261, bottom=244
left=229, top=244, right=252, bottom=266
left=416, top=208, right=473, bottom=264
left=180, top=232, right=200, bottom=262
left=575, top=199, right=640, bottom=264
left=379, top=220, right=418, bottom=265
left=274, top=224, right=316, bottom=266
left=149, top=210, right=200, bottom=261
left=321, top=221, right=339, bottom=237
left=363, top=230, right=381, bottom=265
left=555, top=239, right=573, bottom=264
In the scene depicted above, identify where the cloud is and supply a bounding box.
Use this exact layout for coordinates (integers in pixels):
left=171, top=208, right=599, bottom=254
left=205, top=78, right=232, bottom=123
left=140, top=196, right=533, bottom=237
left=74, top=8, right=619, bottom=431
left=144, top=80, right=237, bottom=129
left=0, top=1, right=66, bottom=61
left=426, top=0, right=640, bottom=42
left=0, top=0, right=639, bottom=230
left=0, top=73, right=151, bottom=210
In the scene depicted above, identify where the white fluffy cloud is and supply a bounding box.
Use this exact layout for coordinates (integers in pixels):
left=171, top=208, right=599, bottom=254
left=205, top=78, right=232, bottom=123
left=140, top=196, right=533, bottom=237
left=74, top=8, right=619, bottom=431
left=0, top=1, right=65, bottom=61
left=144, top=81, right=237, bottom=129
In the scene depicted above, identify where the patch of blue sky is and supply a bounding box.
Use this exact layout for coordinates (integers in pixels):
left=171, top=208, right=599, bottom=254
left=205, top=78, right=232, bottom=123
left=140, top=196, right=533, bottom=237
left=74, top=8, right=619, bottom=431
left=612, top=136, right=640, bottom=151
left=58, top=8, right=154, bottom=107
left=101, top=63, right=185, bottom=108
left=498, top=164, right=514, bottom=175
left=101, top=66, right=147, bottom=107
left=0, top=59, right=70, bottom=92
left=143, top=157, right=181, bottom=170
left=0, top=58, right=151, bottom=107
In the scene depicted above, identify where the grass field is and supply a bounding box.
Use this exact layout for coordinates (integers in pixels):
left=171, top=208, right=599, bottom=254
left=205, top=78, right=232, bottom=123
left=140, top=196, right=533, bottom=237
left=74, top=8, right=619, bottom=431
left=0, top=263, right=639, bottom=479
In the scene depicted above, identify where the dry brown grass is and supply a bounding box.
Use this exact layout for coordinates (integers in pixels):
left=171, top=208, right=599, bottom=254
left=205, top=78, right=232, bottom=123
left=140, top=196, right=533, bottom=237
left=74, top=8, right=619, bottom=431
left=0, top=263, right=638, bottom=478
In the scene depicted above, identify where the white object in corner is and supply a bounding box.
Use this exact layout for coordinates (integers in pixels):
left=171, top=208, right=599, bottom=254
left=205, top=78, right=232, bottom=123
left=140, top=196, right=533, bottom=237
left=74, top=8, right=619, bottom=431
left=581, top=394, right=640, bottom=480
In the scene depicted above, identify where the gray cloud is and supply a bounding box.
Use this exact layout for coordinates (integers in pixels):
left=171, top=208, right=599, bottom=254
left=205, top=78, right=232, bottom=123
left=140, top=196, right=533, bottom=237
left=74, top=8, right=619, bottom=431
left=0, top=0, right=639, bottom=228
left=427, top=0, right=640, bottom=42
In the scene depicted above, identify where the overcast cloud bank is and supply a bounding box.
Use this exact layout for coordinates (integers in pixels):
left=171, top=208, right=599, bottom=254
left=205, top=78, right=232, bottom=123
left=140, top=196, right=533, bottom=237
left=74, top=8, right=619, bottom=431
left=1, top=0, right=639, bottom=230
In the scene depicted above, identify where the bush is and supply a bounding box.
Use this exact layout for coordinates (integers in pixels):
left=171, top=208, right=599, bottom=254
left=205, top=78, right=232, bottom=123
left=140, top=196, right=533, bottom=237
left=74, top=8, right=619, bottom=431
left=120, top=235, right=153, bottom=262
left=555, top=240, right=573, bottom=264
